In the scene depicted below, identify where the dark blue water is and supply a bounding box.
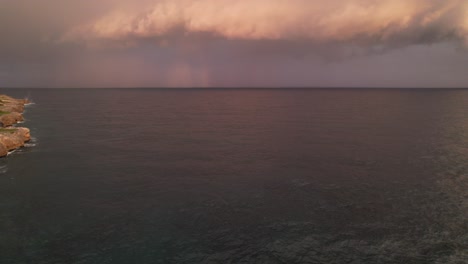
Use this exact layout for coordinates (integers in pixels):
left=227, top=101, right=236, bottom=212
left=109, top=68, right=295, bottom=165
left=0, top=89, right=466, bottom=263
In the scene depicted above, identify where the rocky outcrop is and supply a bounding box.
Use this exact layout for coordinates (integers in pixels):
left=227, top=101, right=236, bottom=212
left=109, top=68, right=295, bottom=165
left=0, top=112, right=24, bottom=127
left=0, top=95, right=31, bottom=157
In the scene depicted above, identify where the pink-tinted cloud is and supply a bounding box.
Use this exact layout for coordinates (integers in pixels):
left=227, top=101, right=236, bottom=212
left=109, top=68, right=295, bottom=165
left=1, top=0, right=468, bottom=88
left=63, top=0, right=468, bottom=47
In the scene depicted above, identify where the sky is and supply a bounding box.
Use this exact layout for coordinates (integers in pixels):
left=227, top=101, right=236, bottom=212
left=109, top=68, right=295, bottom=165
left=1, top=0, right=468, bottom=88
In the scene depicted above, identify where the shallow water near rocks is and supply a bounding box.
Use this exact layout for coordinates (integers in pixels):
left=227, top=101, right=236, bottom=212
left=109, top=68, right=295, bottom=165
left=0, top=88, right=467, bottom=263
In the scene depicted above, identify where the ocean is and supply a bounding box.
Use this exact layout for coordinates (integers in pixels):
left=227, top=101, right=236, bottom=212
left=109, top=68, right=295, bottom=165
left=0, top=88, right=466, bottom=263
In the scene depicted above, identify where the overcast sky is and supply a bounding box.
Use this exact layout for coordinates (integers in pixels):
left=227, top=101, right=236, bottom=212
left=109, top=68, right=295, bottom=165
left=1, top=0, right=468, bottom=88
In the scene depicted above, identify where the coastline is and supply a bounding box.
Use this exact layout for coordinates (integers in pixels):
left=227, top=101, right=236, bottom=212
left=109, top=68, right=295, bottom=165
left=0, top=94, right=31, bottom=157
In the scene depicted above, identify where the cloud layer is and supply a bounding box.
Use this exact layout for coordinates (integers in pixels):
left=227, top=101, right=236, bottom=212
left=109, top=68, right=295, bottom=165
left=63, top=0, right=468, bottom=47
left=1, top=0, right=468, bottom=87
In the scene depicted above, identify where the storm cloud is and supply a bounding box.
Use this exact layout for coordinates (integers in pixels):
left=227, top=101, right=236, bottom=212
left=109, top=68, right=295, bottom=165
left=1, top=0, right=468, bottom=87
left=62, top=0, right=468, bottom=47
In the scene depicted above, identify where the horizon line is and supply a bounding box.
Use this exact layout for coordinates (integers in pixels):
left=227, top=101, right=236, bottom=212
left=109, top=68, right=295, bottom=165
left=2, top=86, right=468, bottom=90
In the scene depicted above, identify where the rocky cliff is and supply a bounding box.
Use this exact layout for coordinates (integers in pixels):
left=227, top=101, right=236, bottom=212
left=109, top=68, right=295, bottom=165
left=0, top=95, right=31, bottom=157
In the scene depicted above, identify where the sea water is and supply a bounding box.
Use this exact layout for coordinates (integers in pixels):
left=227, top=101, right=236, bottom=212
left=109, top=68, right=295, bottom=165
left=0, top=88, right=466, bottom=263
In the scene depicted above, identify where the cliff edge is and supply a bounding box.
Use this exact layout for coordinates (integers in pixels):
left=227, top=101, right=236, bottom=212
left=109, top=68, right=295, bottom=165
left=0, top=95, right=31, bottom=157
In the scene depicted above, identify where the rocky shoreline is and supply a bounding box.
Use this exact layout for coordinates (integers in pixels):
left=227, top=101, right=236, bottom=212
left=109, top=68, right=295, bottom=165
left=0, top=94, right=31, bottom=157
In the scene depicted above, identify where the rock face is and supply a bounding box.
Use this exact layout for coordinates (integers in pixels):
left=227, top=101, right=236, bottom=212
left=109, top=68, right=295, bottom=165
left=0, top=112, right=24, bottom=127
left=0, top=95, right=31, bottom=157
